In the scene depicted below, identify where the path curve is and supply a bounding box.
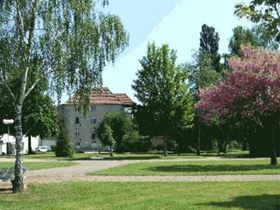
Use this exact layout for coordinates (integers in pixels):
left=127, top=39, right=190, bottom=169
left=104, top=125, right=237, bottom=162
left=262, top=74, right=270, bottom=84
left=25, top=158, right=280, bottom=184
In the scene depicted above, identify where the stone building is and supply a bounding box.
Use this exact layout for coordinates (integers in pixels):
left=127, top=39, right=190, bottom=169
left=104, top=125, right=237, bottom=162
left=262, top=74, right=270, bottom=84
left=59, top=88, right=134, bottom=151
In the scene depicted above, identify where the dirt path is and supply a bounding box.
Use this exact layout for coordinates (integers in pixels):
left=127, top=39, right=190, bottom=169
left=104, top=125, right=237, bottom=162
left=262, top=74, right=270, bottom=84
left=26, top=160, right=135, bottom=183
left=26, top=158, right=280, bottom=183
left=1, top=158, right=279, bottom=185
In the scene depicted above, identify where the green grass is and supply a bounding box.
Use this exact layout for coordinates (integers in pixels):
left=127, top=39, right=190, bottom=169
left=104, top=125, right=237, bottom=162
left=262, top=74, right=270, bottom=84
left=0, top=150, right=250, bottom=161
left=0, top=162, right=76, bottom=170
left=23, top=152, right=96, bottom=160
left=92, top=159, right=280, bottom=176
left=1, top=181, right=280, bottom=209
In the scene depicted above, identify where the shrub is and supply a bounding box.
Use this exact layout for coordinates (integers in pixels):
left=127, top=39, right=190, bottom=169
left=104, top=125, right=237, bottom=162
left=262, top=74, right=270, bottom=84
left=55, top=127, right=73, bottom=158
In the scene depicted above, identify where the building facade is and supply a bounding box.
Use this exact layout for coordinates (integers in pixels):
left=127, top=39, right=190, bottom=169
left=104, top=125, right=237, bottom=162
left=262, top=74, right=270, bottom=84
left=59, top=88, right=134, bottom=151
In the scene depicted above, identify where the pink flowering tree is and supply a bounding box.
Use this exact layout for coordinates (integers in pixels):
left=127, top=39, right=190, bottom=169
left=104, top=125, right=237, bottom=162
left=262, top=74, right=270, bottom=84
left=197, top=45, right=280, bottom=165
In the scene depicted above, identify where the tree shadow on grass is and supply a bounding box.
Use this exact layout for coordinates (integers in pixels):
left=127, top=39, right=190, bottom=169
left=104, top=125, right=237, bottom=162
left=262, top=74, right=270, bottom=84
left=102, top=155, right=161, bottom=161
left=198, top=194, right=280, bottom=210
left=69, top=155, right=162, bottom=161
left=149, top=164, right=279, bottom=173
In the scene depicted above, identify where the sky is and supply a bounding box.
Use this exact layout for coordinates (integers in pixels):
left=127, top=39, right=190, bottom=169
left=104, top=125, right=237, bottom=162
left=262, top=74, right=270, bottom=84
left=63, top=0, right=252, bottom=103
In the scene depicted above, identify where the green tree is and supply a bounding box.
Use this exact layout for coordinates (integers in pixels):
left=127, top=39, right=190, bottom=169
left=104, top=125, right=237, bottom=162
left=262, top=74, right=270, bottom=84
left=189, top=24, right=222, bottom=97
left=188, top=24, right=223, bottom=156
left=97, top=123, right=115, bottom=156
left=0, top=80, right=58, bottom=154
left=23, top=92, right=58, bottom=154
left=132, top=43, right=194, bottom=156
left=229, top=26, right=261, bottom=56
left=199, top=24, right=221, bottom=72
left=229, top=26, right=279, bottom=56
left=102, top=112, right=140, bottom=152
left=55, top=127, right=73, bottom=158
left=0, top=0, right=128, bottom=192
left=235, top=0, right=280, bottom=42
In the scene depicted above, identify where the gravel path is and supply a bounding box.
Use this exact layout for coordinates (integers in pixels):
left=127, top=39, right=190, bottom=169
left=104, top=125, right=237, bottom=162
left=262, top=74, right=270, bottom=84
left=26, top=160, right=135, bottom=183
left=1, top=158, right=280, bottom=185
left=26, top=158, right=280, bottom=183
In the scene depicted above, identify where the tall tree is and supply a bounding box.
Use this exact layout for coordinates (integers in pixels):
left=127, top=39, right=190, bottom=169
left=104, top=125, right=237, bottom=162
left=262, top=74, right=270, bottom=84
left=198, top=46, right=280, bottom=165
left=188, top=24, right=223, bottom=155
left=199, top=24, right=221, bottom=72
left=0, top=0, right=128, bottom=192
left=189, top=24, right=222, bottom=96
left=132, top=43, right=194, bottom=156
left=235, top=0, right=280, bottom=42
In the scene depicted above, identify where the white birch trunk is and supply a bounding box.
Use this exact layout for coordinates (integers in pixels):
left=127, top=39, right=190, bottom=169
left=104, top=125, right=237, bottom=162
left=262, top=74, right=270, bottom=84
left=12, top=104, right=25, bottom=192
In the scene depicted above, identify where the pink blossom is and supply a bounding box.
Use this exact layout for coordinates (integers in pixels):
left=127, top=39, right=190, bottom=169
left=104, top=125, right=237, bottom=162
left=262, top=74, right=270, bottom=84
left=197, top=46, right=280, bottom=124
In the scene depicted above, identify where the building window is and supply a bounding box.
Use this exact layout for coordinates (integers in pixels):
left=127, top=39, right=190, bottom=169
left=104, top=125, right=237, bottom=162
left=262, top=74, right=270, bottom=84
left=91, top=133, right=96, bottom=140
left=91, top=106, right=96, bottom=111
left=90, top=117, right=97, bottom=124
left=108, top=106, right=112, bottom=111
left=75, top=117, right=79, bottom=124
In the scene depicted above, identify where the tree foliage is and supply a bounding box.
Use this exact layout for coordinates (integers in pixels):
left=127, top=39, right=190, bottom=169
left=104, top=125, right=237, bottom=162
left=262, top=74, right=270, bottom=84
left=101, top=112, right=136, bottom=152
left=132, top=43, right=194, bottom=156
left=0, top=80, right=58, bottom=138
left=199, top=24, right=221, bottom=72
left=197, top=46, right=280, bottom=165
left=188, top=24, right=223, bottom=97
left=229, top=26, right=279, bottom=56
left=235, top=0, right=280, bottom=42
left=96, top=112, right=143, bottom=152
left=187, top=24, right=223, bottom=155
left=0, top=0, right=128, bottom=192
left=97, top=123, right=115, bottom=156
left=104, top=113, right=133, bottom=143
left=55, top=127, right=73, bottom=158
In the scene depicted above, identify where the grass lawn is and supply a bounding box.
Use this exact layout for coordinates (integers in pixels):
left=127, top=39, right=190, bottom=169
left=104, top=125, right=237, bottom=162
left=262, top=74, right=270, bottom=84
left=0, top=162, right=76, bottom=170
left=22, top=152, right=97, bottom=161
left=92, top=159, right=280, bottom=176
left=0, top=181, right=280, bottom=209
left=0, top=150, right=249, bottom=161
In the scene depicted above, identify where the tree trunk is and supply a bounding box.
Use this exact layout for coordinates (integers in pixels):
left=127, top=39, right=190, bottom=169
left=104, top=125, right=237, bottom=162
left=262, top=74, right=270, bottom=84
left=270, top=131, right=277, bottom=166
left=196, top=124, right=201, bottom=156
left=163, top=137, right=167, bottom=156
left=218, top=140, right=223, bottom=156
left=223, top=140, right=227, bottom=154
left=28, top=135, right=33, bottom=154
left=242, top=139, right=248, bottom=151
left=109, top=146, right=113, bottom=157
left=13, top=104, right=25, bottom=193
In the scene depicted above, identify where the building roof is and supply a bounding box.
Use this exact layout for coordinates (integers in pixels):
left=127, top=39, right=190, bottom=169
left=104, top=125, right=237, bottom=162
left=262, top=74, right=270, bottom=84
left=64, top=88, right=134, bottom=106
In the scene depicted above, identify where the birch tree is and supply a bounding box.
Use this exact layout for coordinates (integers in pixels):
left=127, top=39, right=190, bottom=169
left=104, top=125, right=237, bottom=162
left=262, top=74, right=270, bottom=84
left=0, top=0, right=128, bottom=192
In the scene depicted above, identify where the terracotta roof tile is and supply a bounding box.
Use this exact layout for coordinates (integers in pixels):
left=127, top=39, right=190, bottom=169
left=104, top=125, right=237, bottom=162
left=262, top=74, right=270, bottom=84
left=64, top=88, right=134, bottom=106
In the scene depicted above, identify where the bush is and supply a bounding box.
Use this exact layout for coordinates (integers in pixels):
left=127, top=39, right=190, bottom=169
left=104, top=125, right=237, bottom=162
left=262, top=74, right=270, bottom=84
left=50, top=145, right=56, bottom=152
left=55, top=127, right=73, bottom=158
